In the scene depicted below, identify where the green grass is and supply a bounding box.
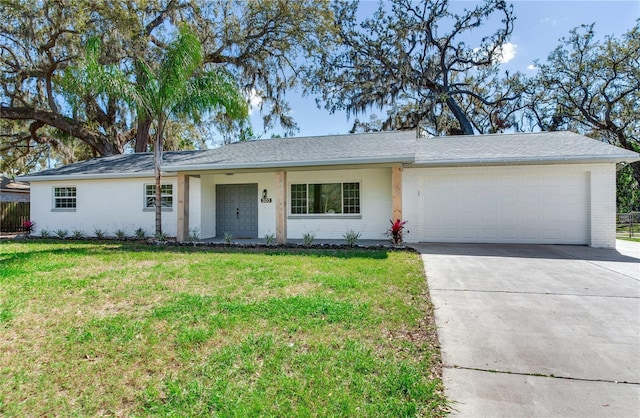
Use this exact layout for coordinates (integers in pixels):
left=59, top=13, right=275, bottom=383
left=616, top=223, right=640, bottom=238
left=0, top=240, right=447, bottom=416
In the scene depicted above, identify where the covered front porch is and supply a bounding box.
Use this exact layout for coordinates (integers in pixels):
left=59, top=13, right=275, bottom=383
left=174, top=165, right=404, bottom=244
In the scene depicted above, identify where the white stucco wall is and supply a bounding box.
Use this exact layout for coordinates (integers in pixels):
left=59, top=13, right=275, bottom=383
left=29, top=162, right=616, bottom=246
left=286, top=168, right=391, bottom=240
left=188, top=176, right=202, bottom=236
left=197, top=167, right=392, bottom=240
left=30, top=177, right=177, bottom=237
left=403, top=163, right=617, bottom=247
left=588, top=164, right=617, bottom=248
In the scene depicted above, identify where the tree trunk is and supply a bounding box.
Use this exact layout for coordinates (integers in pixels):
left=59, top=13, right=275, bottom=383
left=1, top=106, right=121, bottom=156
left=135, top=117, right=152, bottom=153
left=445, top=96, right=475, bottom=135
left=154, top=115, right=164, bottom=237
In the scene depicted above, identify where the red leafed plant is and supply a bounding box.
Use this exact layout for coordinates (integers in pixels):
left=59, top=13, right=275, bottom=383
left=22, top=219, right=35, bottom=234
left=386, top=219, right=408, bottom=245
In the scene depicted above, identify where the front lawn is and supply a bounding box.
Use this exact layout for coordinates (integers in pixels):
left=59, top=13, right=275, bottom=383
left=0, top=240, right=447, bottom=416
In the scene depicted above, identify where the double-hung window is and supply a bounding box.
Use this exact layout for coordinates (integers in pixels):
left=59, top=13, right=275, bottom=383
left=290, top=182, right=360, bottom=215
left=53, top=186, right=76, bottom=209
left=144, top=184, right=173, bottom=210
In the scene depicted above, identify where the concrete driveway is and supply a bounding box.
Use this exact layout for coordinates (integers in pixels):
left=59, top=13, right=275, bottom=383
left=413, top=240, right=640, bottom=417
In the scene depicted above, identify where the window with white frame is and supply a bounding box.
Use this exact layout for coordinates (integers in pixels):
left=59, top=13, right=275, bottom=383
left=290, top=182, right=360, bottom=215
left=144, top=184, right=173, bottom=209
left=53, top=186, right=76, bottom=209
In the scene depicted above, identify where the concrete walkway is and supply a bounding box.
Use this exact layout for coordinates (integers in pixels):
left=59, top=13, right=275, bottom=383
left=413, top=240, right=640, bottom=417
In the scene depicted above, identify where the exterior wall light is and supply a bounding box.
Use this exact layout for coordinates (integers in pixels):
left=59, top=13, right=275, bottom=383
left=261, top=189, right=272, bottom=203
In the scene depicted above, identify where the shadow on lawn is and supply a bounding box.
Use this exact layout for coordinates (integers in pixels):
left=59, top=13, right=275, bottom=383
left=0, top=239, right=394, bottom=270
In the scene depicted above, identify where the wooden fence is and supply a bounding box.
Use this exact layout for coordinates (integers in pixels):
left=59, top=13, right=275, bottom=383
left=0, top=202, right=30, bottom=233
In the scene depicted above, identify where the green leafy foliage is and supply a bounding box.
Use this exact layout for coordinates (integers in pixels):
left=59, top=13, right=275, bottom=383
left=154, top=231, right=168, bottom=241
left=264, top=233, right=276, bottom=245
left=188, top=228, right=200, bottom=242
left=307, top=0, right=517, bottom=136
left=0, top=1, right=338, bottom=173
left=617, top=164, right=640, bottom=213
left=343, top=229, right=361, bottom=247
left=302, top=231, right=316, bottom=247
left=79, top=26, right=247, bottom=236
left=522, top=23, right=640, bottom=199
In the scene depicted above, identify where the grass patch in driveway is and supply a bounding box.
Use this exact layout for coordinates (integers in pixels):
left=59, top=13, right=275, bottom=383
left=618, top=237, right=640, bottom=243
left=0, top=240, right=447, bottom=416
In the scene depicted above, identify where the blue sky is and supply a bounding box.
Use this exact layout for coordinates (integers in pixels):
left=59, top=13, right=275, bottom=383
left=249, top=0, right=639, bottom=139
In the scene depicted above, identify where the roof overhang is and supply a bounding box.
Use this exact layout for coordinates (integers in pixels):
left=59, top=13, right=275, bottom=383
left=0, top=188, right=30, bottom=193
left=162, top=155, right=415, bottom=172
left=19, top=148, right=639, bottom=181
left=19, top=155, right=415, bottom=182
left=408, top=154, right=640, bottom=168
left=19, top=171, right=177, bottom=182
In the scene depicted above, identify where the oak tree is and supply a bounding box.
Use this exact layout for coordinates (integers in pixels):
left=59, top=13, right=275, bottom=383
left=0, top=0, right=337, bottom=173
left=307, top=0, right=518, bottom=136
left=522, top=23, right=640, bottom=200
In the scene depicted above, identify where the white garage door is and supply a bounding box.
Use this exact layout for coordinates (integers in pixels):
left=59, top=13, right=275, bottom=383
left=418, top=166, right=589, bottom=244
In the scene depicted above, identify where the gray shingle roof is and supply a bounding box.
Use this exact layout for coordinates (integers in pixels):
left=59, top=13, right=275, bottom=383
left=414, top=131, right=638, bottom=165
left=1, top=175, right=30, bottom=190
left=164, top=130, right=417, bottom=169
left=20, top=130, right=639, bottom=181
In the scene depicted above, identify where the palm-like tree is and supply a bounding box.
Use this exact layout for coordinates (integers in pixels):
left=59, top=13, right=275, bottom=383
left=80, top=26, right=248, bottom=236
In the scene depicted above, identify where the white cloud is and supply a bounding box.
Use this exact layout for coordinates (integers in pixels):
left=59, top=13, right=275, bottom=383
left=498, top=42, right=517, bottom=64
left=527, top=64, right=538, bottom=71
left=540, top=17, right=558, bottom=26
left=247, top=89, right=262, bottom=115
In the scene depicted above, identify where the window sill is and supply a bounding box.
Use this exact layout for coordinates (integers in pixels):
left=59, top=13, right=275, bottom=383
left=288, top=214, right=362, bottom=220
left=143, top=208, right=173, bottom=212
left=51, top=208, right=76, bottom=212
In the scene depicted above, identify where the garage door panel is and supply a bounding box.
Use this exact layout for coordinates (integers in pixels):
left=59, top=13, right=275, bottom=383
left=480, top=211, right=497, bottom=222
left=501, top=210, right=519, bottom=222
left=460, top=194, right=477, bottom=206
left=480, top=228, right=498, bottom=239
left=442, top=228, right=459, bottom=239
left=499, top=228, right=519, bottom=240
left=542, top=229, right=561, bottom=240
left=461, top=228, right=479, bottom=239
left=419, top=167, right=589, bottom=244
left=521, top=228, right=540, bottom=240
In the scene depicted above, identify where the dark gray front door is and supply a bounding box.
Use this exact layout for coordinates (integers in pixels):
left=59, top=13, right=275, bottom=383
left=216, top=184, right=258, bottom=238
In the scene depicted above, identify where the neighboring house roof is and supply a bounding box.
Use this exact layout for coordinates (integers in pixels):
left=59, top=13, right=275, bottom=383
left=0, top=175, right=30, bottom=192
left=19, top=131, right=640, bottom=181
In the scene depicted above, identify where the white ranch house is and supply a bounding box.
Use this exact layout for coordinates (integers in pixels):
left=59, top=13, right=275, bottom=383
left=22, top=131, right=640, bottom=248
